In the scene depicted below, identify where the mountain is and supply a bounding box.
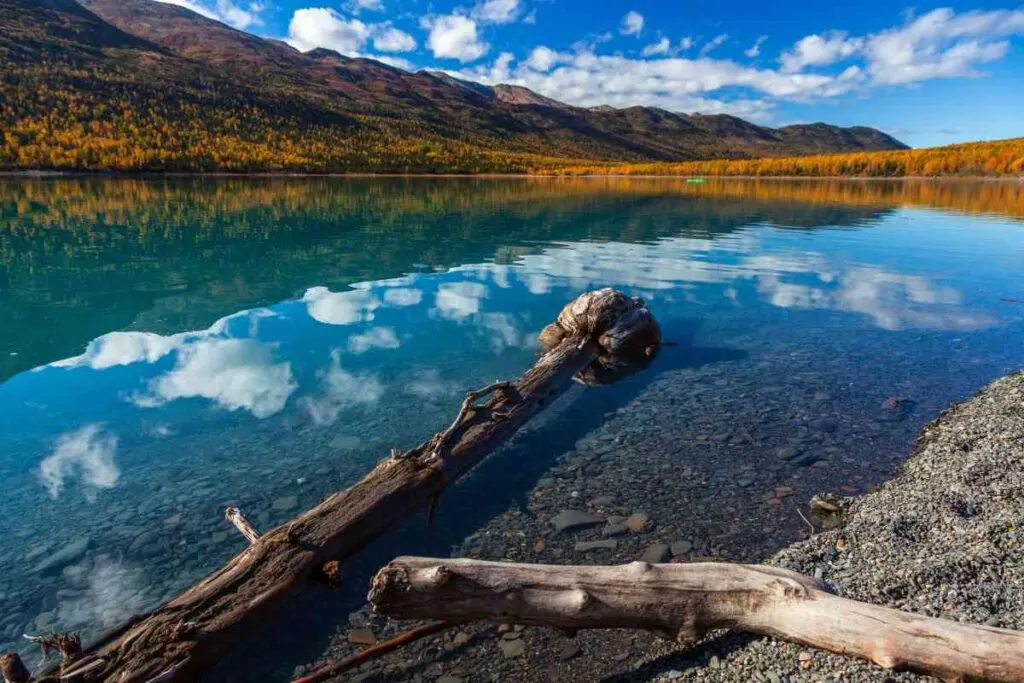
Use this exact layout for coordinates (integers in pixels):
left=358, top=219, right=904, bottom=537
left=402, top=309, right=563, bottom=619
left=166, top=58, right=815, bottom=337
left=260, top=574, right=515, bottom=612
left=0, top=0, right=907, bottom=173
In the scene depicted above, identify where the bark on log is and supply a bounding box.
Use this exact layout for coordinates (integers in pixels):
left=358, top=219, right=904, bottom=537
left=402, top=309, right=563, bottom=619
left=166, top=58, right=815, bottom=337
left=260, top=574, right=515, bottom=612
left=369, top=557, right=1024, bottom=683
left=31, top=289, right=658, bottom=683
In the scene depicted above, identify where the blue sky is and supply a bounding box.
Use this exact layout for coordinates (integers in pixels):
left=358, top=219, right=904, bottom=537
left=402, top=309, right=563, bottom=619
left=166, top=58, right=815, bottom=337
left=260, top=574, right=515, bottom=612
left=159, top=0, right=1024, bottom=147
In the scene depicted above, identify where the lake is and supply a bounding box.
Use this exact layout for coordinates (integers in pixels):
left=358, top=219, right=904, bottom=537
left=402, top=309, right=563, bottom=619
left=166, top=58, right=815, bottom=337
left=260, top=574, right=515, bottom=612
left=1, top=177, right=1023, bottom=675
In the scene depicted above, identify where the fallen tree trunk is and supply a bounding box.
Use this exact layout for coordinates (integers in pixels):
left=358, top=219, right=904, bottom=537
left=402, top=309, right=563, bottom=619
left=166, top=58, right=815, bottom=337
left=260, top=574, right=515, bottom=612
left=369, top=557, right=1024, bottom=683
left=28, top=289, right=659, bottom=683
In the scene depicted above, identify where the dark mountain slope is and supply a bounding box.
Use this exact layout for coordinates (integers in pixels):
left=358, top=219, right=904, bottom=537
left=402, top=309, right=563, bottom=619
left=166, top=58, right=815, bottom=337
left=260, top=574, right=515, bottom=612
left=0, top=0, right=907, bottom=172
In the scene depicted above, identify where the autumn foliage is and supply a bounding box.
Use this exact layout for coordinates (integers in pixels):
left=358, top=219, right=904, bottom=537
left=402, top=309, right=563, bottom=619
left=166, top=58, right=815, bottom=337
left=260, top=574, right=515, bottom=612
left=542, top=138, right=1024, bottom=178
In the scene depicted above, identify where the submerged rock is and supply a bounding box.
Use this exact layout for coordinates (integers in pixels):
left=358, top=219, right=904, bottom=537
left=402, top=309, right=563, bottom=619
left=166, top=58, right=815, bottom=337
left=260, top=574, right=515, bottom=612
left=550, top=510, right=604, bottom=534
left=33, top=537, right=90, bottom=574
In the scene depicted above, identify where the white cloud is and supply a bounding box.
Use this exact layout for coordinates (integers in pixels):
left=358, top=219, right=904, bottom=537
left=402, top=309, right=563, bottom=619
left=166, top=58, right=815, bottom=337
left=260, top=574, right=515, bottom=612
left=524, top=45, right=566, bottom=71
left=864, top=8, right=1022, bottom=85
left=641, top=37, right=671, bottom=57
left=372, top=23, right=417, bottom=52
left=745, top=35, right=768, bottom=58
left=699, top=33, right=729, bottom=57
left=348, top=327, right=401, bottom=353
left=39, top=424, right=119, bottom=501
left=779, top=31, right=863, bottom=72
left=641, top=36, right=695, bottom=57
left=344, top=0, right=384, bottom=12
left=422, top=13, right=489, bottom=62
left=288, top=8, right=370, bottom=53
left=777, top=8, right=1024, bottom=86
left=154, top=0, right=264, bottom=29
left=472, top=0, right=521, bottom=25
left=140, top=338, right=296, bottom=419
left=456, top=47, right=865, bottom=119
left=287, top=8, right=416, bottom=57
left=300, top=350, right=384, bottom=426
left=620, top=11, right=644, bottom=36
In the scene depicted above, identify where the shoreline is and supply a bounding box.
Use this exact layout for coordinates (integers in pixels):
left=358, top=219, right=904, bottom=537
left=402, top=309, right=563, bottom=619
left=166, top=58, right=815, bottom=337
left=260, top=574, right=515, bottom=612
left=0, top=170, right=1021, bottom=182
left=290, top=369, right=1024, bottom=682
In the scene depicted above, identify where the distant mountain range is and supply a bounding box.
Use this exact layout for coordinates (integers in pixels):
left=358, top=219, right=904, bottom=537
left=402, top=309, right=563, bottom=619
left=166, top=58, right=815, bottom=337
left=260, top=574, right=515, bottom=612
left=0, top=0, right=908, bottom=172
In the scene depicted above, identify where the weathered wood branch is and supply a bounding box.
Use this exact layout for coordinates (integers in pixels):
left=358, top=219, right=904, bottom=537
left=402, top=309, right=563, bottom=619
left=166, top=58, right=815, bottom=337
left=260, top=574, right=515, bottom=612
left=27, top=289, right=658, bottom=683
left=369, top=557, right=1024, bottom=683
left=291, top=621, right=458, bottom=683
left=224, top=507, right=260, bottom=545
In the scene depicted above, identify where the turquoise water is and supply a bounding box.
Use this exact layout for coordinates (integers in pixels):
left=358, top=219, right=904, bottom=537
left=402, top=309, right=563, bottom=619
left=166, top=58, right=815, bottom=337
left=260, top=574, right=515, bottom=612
left=1, top=177, right=1023, bottom=667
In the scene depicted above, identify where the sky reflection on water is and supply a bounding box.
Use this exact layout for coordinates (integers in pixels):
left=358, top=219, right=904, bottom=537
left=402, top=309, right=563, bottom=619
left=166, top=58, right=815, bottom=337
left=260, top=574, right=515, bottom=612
left=0, top=178, right=1022, bottom=660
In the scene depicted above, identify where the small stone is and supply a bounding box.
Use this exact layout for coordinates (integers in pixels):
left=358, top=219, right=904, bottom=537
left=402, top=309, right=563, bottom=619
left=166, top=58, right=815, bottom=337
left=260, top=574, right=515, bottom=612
left=709, top=655, right=721, bottom=669
left=575, top=540, right=618, bottom=552
left=791, top=453, right=821, bottom=468
left=665, top=671, right=683, bottom=680
left=272, top=495, right=298, bottom=512
left=625, top=513, right=650, bottom=533
left=502, top=631, right=522, bottom=641
left=590, top=494, right=615, bottom=506
left=602, top=523, right=629, bottom=537
left=670, top=540, right=693, bottom=556
left=453, top=631, right=471, bottom=646
left=34, top=611, right=56, bottom=630
left=550, top=510, right=604, bottom=534
left=559, top=641, right=582, bottom=661
left=348, top=628, right=377, bottom=645
left=767, top=672, right=782, bottom=683
left=533, top=538, right=545, bottom=552
left=437, top=677, right=464, bottom=683
left=499, top=639, right=525, bottom=658
left=33, top=537, right=90, bottom=574
left=776, top=447, right=800, bottom=461
left=639, top=543, right=671, bottom=563
left=330, top=435, right=363, bottom=451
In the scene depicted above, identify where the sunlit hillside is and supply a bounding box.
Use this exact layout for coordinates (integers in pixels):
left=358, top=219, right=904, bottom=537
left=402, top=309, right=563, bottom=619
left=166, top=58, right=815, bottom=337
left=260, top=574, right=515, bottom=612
left=541, top=138, right=1024, bottom=178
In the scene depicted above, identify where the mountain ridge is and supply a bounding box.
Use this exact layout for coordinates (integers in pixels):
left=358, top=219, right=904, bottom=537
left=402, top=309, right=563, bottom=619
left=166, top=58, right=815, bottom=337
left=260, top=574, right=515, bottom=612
left=0, top=0, right=909, bottom=172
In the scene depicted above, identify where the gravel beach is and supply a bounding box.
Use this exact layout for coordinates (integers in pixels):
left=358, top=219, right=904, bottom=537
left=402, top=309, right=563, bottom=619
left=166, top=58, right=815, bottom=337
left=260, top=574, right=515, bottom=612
left=296, top=369, right=1023, bottom=683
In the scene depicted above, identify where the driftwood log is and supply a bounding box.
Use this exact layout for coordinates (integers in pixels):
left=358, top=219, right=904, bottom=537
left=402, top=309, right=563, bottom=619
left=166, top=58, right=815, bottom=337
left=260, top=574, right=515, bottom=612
left=21, top=289, right=659, bottom=683
left=369, top=557, right=1024, bottom=683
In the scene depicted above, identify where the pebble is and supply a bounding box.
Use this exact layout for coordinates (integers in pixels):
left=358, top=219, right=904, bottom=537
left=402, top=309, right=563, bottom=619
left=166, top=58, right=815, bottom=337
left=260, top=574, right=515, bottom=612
left=670, top=540, right=693, bottom=556
left=639, top=543, right=671, bottom=563
left=558, top=641, right=581, bottom=661
left=499, top=639, right=525, bottom=658
left=550, top=510, right=604, bottom=534
left=574, top=540, right=618, bottom=552
left=625, top=513, right=650, bottom=533
left=33, top=537, right=90, bottom=574
left=347, top=629, right=376, bottom=645
left=601, top=523, right=629, bottom=537
left=776, top=446, right=800, bottom=461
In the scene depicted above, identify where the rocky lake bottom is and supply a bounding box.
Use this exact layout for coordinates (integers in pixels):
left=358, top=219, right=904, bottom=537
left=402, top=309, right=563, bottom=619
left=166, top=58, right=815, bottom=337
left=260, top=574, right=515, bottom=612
left=2, top=177, right=1024, bottom=681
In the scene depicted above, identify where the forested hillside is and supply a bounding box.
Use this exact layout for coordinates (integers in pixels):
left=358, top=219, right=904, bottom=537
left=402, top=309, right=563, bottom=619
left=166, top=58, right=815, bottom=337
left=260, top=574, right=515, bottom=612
left=0, top=0, right=907, bottom=173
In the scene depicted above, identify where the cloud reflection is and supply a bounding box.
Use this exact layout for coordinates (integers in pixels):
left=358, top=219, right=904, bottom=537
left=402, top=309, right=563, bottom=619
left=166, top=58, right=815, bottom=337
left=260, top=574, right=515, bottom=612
left=38, top=424, right=119, bottom=501
left=137, top=338, right=297, bottom=418
left=348, top=327, right=401, bottom=353
left=434, top=282, right=489, bottom=320
left=450, top=237, right=992, bottom=333
left=300, top=350, right=385, bottom=426
left=57, top=556, right=150, bottom=630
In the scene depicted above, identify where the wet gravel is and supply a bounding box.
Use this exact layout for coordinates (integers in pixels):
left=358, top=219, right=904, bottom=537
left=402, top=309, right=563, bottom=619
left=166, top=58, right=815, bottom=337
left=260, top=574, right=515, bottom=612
left=295, top=370, right=1023, bottom=683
